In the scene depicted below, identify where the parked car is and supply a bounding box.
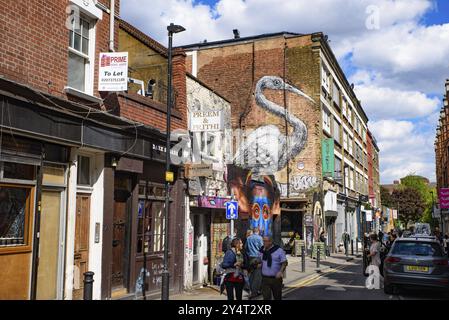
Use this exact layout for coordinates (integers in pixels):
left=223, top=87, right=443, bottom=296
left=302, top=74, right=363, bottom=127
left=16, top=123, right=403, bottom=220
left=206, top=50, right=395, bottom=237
left=383, top=235, right=449, bottom=295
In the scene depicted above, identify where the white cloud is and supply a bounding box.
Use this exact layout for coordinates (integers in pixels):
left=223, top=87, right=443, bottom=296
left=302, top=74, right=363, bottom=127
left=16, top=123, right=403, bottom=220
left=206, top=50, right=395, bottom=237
left=370, top=120, right=436, bottom=183
left=355, top=85, right=440, bottom=120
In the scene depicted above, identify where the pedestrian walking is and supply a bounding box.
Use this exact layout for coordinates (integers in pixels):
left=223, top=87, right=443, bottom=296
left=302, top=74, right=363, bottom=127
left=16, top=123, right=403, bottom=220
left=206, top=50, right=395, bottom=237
left=258, top=236, right=288, bottom=301
left=444, top=234, right=449, bottom=255
left=221, top=238, right=246, bottom=300
left=319, top=230, right=329, bottom=256
left=245, top=227, right=263, bottom=298
left=342, top=231, right=350, bottom=255
left=366, top=233, right=382, bottom=275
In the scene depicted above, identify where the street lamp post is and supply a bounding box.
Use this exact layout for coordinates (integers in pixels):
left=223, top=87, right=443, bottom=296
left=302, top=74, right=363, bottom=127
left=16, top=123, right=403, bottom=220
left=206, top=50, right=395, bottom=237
left=162, top=22, right=185, bottom=301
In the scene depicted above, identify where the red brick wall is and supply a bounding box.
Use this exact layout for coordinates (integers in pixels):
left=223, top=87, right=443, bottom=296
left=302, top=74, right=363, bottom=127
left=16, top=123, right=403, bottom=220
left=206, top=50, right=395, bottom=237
left=114, top=93, right=186, bottom=132
left=0, top=0, right=69, bottom=96
left=0, top=0, right=120, bottom=101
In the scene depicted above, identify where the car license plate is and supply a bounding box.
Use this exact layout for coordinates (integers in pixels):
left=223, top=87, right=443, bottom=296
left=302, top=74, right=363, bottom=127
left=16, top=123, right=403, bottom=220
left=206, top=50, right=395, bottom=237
left=405, top=265, right=429, bottom=273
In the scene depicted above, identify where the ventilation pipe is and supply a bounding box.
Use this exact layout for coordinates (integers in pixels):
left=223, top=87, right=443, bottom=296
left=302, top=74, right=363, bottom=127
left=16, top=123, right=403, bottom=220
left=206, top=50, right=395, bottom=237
left=109, top=0, right=115, bottom=52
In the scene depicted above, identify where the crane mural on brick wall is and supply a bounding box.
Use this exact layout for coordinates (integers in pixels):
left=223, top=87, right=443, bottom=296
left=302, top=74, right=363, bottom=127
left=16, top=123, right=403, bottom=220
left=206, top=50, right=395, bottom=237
left=229, top=76, right=316, bottom=238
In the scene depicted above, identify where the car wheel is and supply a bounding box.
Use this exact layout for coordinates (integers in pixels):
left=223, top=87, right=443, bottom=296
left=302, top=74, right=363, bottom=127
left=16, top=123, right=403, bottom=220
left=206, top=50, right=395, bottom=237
left=384, top=282, right=394, bottom=295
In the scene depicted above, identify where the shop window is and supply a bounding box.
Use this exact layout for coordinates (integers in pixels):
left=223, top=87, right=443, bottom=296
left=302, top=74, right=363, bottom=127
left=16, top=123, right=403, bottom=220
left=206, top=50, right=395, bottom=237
left=77, top=155, right=91, bottom=186
left=136, top=200, right=166, bottom=255
left=3, top=162, right=36, bottom=181
left=0, top=186, right=31, bottom=248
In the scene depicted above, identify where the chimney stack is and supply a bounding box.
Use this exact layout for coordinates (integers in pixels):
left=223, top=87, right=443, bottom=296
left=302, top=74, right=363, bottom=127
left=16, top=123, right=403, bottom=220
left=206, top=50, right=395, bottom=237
left=233, top=29, right=240, bottom=39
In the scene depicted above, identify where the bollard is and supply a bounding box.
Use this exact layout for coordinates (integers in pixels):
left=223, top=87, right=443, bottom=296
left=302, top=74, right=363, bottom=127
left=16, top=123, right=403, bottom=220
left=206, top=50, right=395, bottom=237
left=351, top=240, right=354, bottom=256
left=301, top=246, right=306, bottom=273
left=356, top=238, right=359, bottom=254
left=83, top=271, right=95, bottom=300
left=316, top=247, right=321, bottom=268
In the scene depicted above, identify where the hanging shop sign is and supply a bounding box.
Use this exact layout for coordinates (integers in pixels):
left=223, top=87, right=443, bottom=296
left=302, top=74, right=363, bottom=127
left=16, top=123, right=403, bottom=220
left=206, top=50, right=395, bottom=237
left=98, top=52, right=128, bottom=91
left=321, top=138, right=334, bottom=178
left=196, top=196, right=228, bottom=209
left=189, top=111, right=223, bottom=132
left=185, top=163, right=213, bottom=178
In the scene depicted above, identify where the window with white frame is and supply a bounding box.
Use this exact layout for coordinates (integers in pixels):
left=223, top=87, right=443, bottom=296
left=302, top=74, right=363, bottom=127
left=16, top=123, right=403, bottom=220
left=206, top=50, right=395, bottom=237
left=343, top=131, right=348, bottom=151
left=349, top=169, right=354, bottom=190
left=348, top=107, right=353, bottom=125
left=77, top=155, right=91, bottom=186
left=332, top=81, right=340, bottom=107
left=333, top=118, right=341, bottom=144
left=68, top=12, right=95, bottom=94
left=342, top=98, right=348, bottom=119
left=348, top=136, right=353, bottom=156
left=321, top=64, right=331, bottom=93
left=344, top=166, right=349, bottom=191
left=335, top=156, right=342, bottom=181
left=322, top=106, right=331, bottom=134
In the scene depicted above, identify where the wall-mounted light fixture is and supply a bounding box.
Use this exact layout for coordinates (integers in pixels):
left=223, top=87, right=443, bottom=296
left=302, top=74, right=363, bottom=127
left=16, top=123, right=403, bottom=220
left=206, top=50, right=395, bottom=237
left=111, top=157, right=118, bottom=167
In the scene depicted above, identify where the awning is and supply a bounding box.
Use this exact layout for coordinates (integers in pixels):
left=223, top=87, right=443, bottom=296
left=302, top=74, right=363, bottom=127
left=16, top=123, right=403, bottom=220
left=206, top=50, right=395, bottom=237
left=325, top=210, right=338, bottom=217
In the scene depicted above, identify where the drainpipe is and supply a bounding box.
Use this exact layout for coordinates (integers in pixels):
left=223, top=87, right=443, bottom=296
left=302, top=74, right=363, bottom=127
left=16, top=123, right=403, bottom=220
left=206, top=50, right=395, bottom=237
left=109, top=0, right=115, bottom=52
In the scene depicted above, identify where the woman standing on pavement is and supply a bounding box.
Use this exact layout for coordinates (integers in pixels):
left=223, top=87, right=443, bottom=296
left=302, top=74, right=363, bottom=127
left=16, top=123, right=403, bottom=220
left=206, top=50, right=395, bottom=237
left=367, top=233, right=382, bottom=270
left=221, top=238, right=246, bottom=300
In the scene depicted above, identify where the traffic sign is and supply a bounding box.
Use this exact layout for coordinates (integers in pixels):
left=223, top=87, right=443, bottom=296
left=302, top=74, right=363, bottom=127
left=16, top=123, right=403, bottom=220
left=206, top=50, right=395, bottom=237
left=226, top=201, right=239, bottom=220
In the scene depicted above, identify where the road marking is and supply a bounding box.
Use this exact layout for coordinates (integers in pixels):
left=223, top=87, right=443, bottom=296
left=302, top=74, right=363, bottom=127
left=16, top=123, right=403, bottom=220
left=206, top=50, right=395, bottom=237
left=325, top=286, right=347, bottom=291
left=283, top=264, right=349, bottom=296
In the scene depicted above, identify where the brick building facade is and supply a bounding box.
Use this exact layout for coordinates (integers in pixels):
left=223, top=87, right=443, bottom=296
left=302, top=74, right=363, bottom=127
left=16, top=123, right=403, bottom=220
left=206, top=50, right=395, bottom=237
left=435, top=79, right=449, bottom=234
left=0, top=0, right=188, bottom=300
left=181, top=31, right=379, bottom=253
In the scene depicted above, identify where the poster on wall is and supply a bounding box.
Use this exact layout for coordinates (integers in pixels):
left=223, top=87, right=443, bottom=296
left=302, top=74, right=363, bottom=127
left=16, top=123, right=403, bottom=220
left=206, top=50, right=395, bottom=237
left=98, top=52, right=128, bottom=91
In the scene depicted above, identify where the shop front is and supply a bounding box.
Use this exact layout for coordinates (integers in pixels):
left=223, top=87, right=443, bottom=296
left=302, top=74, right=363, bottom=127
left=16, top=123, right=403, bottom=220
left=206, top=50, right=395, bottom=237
left=0, top=134, right=69, bottom=300
left=186, top=196, right=229, bottom=288
left=102, top=142, right=186, bottom=300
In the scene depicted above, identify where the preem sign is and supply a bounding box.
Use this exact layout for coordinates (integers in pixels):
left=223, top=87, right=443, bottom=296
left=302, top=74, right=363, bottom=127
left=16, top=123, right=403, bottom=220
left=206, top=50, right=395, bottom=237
left=189, top=111, right=223, bottom=132
left=98, top=52, right=128, bottom=92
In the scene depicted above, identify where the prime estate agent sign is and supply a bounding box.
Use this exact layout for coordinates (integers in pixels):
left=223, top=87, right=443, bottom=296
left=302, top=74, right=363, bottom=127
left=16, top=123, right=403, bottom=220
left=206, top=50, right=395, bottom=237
left=99, top=52, right=128, bottom=92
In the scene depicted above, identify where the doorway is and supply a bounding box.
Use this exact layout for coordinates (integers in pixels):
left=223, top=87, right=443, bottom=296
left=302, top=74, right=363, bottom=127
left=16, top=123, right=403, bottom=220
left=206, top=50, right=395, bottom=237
left=36, top=190, right=64, bottom=300
left=111, top=176, right=132, bottom=296
left=72, top=194, right=91, bottom=300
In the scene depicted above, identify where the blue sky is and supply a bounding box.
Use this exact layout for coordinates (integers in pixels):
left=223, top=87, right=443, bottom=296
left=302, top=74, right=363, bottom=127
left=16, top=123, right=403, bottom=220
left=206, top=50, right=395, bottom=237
left=122, top=0, right=449, bottom=184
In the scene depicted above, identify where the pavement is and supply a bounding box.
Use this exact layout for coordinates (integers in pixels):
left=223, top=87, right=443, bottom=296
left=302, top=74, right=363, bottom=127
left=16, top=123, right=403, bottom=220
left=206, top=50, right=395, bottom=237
left=170, top=252, right=360, bottom=300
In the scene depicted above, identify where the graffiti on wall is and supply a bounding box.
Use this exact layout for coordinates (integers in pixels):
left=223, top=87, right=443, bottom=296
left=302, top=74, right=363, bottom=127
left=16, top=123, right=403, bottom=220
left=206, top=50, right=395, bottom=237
left=228, top=76, right=316, bottom=238
left=234, top=76, right=313, bottom=175
left=277, top=175, right=320, bottom=197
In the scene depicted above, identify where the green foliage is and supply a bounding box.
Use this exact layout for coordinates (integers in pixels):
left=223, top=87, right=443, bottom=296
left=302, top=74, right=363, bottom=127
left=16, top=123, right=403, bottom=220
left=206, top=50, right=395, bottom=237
left=391, top=187, right=426, bottom=225
left=388, top=175, right=436, bottom=226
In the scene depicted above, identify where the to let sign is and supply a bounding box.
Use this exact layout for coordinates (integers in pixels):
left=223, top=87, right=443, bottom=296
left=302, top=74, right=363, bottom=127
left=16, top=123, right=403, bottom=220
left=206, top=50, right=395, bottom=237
left=190, top=111, right=223, bottom=132
left=98, top=52, right=128, bottom=91
left=439, top=188, right=449, bottom=209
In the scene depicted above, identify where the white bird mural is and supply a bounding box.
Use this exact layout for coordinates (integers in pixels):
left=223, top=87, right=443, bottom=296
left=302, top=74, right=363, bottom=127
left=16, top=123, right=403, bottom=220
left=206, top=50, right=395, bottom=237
left=234, top=76, right=315, bottom=175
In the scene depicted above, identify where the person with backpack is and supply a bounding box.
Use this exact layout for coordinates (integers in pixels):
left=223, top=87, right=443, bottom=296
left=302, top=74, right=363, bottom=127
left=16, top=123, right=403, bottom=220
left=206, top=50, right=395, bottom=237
left=221, top=238, right=246, bottom=300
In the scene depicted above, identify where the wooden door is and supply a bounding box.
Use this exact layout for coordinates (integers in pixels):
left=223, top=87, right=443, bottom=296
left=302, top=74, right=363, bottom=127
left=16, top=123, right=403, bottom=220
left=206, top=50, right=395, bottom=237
left=72, top=194, right=90, bottom=300
left=111, top=195, right=128, bottom=291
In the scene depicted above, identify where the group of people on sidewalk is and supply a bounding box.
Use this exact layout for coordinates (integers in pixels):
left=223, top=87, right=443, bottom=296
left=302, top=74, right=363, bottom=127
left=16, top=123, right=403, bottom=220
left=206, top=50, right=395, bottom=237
left=220, top=228, right=288, bottom=301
